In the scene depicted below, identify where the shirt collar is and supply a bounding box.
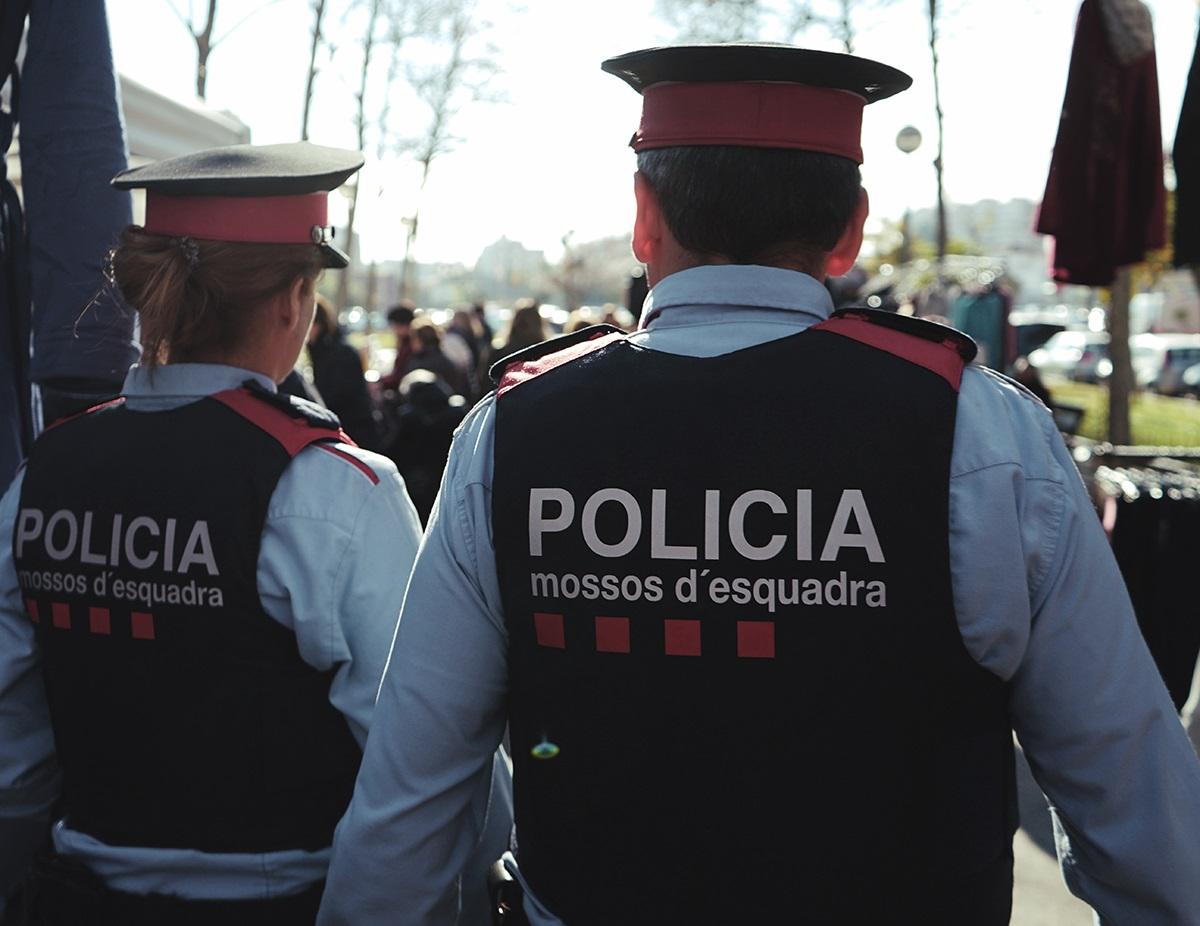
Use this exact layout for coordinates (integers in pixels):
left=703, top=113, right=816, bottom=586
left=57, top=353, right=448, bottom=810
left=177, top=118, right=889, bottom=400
left=638, top=265, right=834, bottom=329
left=122, top=363, right=277, bottom=399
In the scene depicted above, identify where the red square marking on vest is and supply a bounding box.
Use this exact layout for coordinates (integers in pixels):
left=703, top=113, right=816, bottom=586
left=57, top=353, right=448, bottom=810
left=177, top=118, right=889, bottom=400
left=664, top=619, right=701, bottom=656
left=51, top=602, right=70, bottom=630
left=89, top=608, right=111, bottom=636
left=131, top=612, right=156, bottom=640
left=24, top=599, right=38, bottom=623
left=595, top=616, right=630, bottom=654
left=737, top=621, right=775, bottom=659
left=534, top=612, right=565, bottom=649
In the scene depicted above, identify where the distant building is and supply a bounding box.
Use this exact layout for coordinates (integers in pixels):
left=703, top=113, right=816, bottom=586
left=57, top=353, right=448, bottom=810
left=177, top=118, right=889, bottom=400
left=474, top=236, right=548, bottom=296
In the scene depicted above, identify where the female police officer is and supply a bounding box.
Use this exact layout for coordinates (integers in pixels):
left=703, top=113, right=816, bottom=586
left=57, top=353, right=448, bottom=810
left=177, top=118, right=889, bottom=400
left=0, top=143, right=424, bottom=924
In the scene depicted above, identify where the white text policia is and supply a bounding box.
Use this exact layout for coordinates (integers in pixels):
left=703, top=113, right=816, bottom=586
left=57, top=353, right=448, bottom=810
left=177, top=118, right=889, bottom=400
left=15, top=508, right=220, bottom=576
left=528, top=487, right=885, bottom=563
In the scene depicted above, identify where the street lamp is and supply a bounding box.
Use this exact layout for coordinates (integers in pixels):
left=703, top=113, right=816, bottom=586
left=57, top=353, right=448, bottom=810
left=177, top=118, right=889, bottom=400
left=895, top=126, right=922, bottom=265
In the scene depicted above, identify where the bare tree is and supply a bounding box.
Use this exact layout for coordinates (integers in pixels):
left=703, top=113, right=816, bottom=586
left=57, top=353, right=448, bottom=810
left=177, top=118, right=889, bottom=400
left=927, top=0, right=947, bottom=270
left=166, top=0, right=284, bottom=100
left=658, top=0, right=893, bottom=56
left=334, top=0, right=387, bottom=314
left=656, top=0, right=762, bottom=42
left=301, top=0, right=328, bottom=140
left=399, top=0, right=499, bottom=298
left=798, top=0, right=898, bottom=53
left=553, top=232, right=588, bottom=312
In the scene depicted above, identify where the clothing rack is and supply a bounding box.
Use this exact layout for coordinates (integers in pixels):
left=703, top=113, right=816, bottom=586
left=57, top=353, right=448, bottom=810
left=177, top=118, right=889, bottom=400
left=1091, top=456, right=1200, bottom=709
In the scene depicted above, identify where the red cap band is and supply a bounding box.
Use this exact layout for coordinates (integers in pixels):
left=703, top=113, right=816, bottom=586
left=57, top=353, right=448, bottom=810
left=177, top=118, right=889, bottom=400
left=143, top=192, right=328, bottom=244
left=633, top=82, right=866, bottom=163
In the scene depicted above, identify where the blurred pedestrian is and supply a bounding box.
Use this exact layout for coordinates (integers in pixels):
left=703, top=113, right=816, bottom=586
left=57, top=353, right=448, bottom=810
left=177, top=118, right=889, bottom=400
left=0, top=142, right=424, bottom=924
left=443, top=307, right=485, bottom=400
left=408, top=316, right=468, bottom=398
left=380, top=370, right=468, bottom=525
left=306, top=295, right=379, bottom=449
left=379, top=302, right=416, bottom=391
left=471, top=301, right=493, bottom=345
left=488, top=298, right=549, bottom=369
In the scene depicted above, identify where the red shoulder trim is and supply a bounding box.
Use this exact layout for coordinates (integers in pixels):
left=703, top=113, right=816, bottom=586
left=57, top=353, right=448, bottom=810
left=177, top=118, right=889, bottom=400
left=42, top=397, right=127, bottom=434
left=496, top=332, right=624, bottom=397
left=813, top=314, right=966, bottom=391
left=316, top=444, right=381, bottom=485
left=209, top=388, right=351, bottom=456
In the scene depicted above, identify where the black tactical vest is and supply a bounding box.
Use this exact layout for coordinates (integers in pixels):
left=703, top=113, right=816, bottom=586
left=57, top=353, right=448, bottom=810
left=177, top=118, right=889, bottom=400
left=14, top=385, right=363, bottom=853
left=492, top=313, right=1017, bottom=925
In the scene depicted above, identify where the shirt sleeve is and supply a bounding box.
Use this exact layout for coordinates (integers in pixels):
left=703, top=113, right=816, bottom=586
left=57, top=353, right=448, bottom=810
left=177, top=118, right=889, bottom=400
left=0, top=470, right=61, bottom=900
left=258, top=444, right=423, bottom=747
left=949, top=370, right=1200, bottom=922
left=319, top=398, right=513, bottom=926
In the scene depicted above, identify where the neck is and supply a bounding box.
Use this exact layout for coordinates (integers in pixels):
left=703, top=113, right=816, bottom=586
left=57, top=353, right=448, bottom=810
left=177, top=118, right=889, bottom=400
left=167, top=348, right=286, bottom=384
left=648, top=247, right=825, bottom=288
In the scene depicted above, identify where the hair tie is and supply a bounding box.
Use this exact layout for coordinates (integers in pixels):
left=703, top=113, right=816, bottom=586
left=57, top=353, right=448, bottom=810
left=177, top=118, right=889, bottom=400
left=172, top=236, right=201, bottom=271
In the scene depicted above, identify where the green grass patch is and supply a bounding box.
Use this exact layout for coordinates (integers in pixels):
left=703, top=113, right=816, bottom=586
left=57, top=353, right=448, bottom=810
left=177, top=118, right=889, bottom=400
left=1047, top=379, right=1200, bottom=446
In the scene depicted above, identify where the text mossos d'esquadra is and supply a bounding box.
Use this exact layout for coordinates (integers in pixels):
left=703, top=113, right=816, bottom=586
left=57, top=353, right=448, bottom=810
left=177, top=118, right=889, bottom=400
left=527, top=488, right=888, bottom=613
left=15, top=508, right=226, bottom=608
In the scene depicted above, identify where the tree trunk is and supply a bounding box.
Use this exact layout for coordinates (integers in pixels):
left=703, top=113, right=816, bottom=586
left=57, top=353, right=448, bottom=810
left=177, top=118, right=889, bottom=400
left=928, top=0, right=947, bottom=272
left=195, top=0, right=218, bottom=100
left=839, top=0, right=853, bottom=53
left=400, top=216, right=418, bottom=300
left=300, top=0, right=327, bottom=140
left=335, top=0, right=382, bottom=313
left=401, top=155, right=434, bottom=301
left=1107, top=268, right=1134, bottom=445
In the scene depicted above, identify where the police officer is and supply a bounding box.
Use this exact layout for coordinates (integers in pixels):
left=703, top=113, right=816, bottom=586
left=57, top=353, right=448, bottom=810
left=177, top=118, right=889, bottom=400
left=318, top=47, right=1200, bottom=924
left=0, top=143, right=426, bottom=923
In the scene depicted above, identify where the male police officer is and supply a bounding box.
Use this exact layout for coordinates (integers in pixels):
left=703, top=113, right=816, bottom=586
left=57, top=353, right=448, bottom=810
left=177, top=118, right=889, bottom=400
left=319, top=46, right=1200, bottom=924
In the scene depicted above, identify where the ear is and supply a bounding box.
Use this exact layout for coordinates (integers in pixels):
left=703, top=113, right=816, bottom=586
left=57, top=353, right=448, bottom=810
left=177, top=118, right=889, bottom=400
left=824, top=188, right=870, bottom=279
left=282, top=276, right=314, bottom=334
left=632, top=171, right=665, bottom=265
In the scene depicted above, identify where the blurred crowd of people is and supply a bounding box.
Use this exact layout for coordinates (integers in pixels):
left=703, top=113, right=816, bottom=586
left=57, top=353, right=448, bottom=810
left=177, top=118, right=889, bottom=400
left=297, top=295, right=634, bottom=521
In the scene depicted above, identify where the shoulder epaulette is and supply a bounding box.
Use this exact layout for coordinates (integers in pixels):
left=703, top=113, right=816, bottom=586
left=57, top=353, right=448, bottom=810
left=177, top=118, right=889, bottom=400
left=831, top=308, right=977, bottom=362
left=243, top=379, right=343, bottom=431
left=209, top=381, right=353, bottom=457
left=815, top=308, right=977, bottom=392
left=489, top=324, right=625, bottom=387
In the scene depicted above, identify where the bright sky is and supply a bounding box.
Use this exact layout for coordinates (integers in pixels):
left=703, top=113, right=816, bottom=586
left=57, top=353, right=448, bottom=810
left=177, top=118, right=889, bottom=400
left=107, top=0, right=1200, bottom=266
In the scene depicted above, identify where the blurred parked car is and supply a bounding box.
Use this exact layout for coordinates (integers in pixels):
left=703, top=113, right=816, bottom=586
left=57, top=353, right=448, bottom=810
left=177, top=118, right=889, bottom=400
left=1179, top=363, right=1200, bottom=398
left=1130, top=333, right=1200, bottom=395
left=1028, top=331, right=1109, bottom=380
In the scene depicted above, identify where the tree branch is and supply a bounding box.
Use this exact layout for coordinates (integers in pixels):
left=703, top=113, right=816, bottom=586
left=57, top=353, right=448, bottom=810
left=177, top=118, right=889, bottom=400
left=164, top=0, right=196, bottom=37
left=211, top=0, right=286, bottom=49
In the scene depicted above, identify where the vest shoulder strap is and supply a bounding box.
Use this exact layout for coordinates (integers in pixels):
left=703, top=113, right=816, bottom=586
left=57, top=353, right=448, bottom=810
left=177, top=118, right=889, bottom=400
left=815, top=308, right=977, bottom=391
left=490, top=324, right=625, bottom=393
left=210, top=382, right=353, bottom=456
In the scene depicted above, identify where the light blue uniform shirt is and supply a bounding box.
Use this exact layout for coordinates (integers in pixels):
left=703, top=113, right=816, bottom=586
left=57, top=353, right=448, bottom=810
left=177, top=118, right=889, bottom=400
left=0, top=363, right=424, bottom=901
left=320, top=265, right=1200, bottom=925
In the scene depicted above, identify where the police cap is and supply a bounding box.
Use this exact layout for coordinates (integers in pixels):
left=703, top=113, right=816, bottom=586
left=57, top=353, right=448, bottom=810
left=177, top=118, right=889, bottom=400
left=602, top=44, right=912, bottom=164
left=111, top=142, right=365, bottom=268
